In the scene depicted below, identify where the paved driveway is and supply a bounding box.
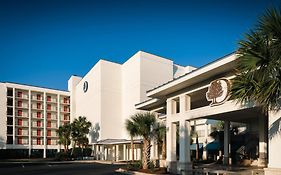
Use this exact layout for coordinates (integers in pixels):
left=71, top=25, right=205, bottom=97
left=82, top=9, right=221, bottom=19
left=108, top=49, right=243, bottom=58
left=0, top=162, right=126, bottom=175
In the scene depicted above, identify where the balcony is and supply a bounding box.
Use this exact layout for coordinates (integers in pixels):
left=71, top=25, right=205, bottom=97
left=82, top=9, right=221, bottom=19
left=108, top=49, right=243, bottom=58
left=32, top=104, right=43, bottom=110
left=31, top=95, right=43, bottom=102
left=16, top=103, right=29, bottom=109
left=16, top=94, right=28, bottom=100
left=60, top=98, right=70, bottom=105
left=16, top=113, right=28, bottom=118
left=46, top=96, right=57, bottom=103
left=47, top=106, right=57, bottom=112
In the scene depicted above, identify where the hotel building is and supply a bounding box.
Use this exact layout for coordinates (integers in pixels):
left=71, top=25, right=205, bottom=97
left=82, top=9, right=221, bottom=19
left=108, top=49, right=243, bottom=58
left=0, top=83, right=70, bottom=158
left=0, top=51, right=281, bottom=175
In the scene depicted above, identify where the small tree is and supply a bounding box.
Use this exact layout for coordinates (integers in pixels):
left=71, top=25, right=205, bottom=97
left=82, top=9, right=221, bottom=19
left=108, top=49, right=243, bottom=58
left=154, top=122, right=166, bottom=159
left=71, top=116, right=92, bottom=156
left=57, top=123, right=71, bottom=152
left=127, top=112, right=156, bottom=170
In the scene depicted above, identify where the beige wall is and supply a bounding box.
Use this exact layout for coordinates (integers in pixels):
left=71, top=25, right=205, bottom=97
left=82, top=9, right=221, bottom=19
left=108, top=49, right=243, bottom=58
left=268, top=111, right=281, bottom=169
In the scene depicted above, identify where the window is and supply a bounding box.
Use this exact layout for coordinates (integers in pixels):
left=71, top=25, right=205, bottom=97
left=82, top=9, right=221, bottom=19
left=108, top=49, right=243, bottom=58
left=47, top=113, right=51, bottom=119
left=6, top=136, right=13, bottom=144
left=7, top=98, right=13, bottom=106
left=18, top=119, right=22, bottom=126
left=37, top=112, right=41, bottom=118
left=18, top=128, right=22, bottom=135
left=7, top=117, right=13, bottom=125
left=47, top=121, right=51, bottom=128
left=18, top=137, right=22, bottom=144
left=47, top=96, right=51, bottom=102
left=7, top=126, right=13, bottom=135
left=7, top=107, right=13, bottom=115
left=37, top=129, right=41, bottom=136
left=37, top=121, right=41, bottom=127
left=47, top=130, right=51, bottom=136
left=47, top=104, right=51, bottom=110
left=47, top=139, right=51, bottom=145
left=37, top=138, right=41, bottom=145
left=17, top=91, right=22, bottom=98
left=64, top=98, right=68, bottom=104
left=64, top=106, right=68, bottom=112
left=7, top=89, right=13, bottom=97
left=37, top=94, right=41, bottom=100
left=37, top=103, right=41, bottom=109
left=64, top=114, right=68, bottom=121
left=18, top=101, right=22, bottom=107
left=18, top=110, right=22, bottom=116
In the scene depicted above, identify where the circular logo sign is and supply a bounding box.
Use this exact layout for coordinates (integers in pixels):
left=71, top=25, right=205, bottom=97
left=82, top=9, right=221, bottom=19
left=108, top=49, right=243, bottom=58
left=83, top=81, right=88, bottom=93
left=206, top=78, right=231, bottom=106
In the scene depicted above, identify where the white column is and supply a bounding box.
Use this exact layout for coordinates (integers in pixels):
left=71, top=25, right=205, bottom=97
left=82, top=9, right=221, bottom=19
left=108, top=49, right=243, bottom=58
left=123, top=144, right=127, bottom=161
left=104, top=147, right=108, bottom=160
left=57, top=94, right=60, bottom=152
left=258, top=114, right=268, bottom=167
left=116, top=145, right=119, bottom=161
left=12, top=88, right=15, bottom=146
left=178, top=120, right=192, bottom=172
left=43, top=92, right=47, bottom=158
left=203, top=124, right=209, bottom=160
left=223, top=120, right=230, bottom=165
left=166, top=99, right=177, bottom=172
left=100, top=145, right=104, bottom=160
left=28, top=90, right=31, bottom=157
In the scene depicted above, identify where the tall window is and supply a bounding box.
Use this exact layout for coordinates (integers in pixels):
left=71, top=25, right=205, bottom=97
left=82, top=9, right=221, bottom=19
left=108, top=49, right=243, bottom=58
left=64, top=98, right=68, bottom=104
left=37, top=121, right=41, bottom=127
left=47, top=130, right=51, bottom=136
left=37, top=94, right=41, bottom=100
left=64, top=106, right=68, bottom=112
left=47, top=121, right=51, bottom=128
left=37, top=138, right=41, bottom=145
left=18, top=119, right=22, bottom=126
left=47, top=113, right=51, bottom=119
left=37, top=103, right=41, bottom=109
left=17, top=91, right=22, bottom=98
left=17, top=101, right=22, bottom=107
left=37, top=112, right=41, bottom=118
left=47, top=96, right=51, bottom=102
left=37, top=129, right=41, bottom=136
left=18, top=128, right=22, bottom=135
left=47, top=139, right=51, bottom=145
left=47, top=104, right=51, bottom=110
left=64, top=114, right=68, bottom=120
left=18, top=110, right=22, bottom=116
left=18, top=137, right=22, bottom=144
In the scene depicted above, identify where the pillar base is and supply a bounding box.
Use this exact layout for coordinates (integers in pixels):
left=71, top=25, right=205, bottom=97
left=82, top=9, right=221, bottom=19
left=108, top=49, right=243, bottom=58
left=177, top=162, right=192, bottom=175
left=166, top=161, right=177, bottom=174
left=258, top=158, right=267, bottom=167
left=264, top=168, right=281, bottom=175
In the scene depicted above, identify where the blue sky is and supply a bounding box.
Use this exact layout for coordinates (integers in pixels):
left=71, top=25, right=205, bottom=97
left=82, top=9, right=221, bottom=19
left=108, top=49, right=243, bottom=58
left=0, top=0, right=279, bottom=90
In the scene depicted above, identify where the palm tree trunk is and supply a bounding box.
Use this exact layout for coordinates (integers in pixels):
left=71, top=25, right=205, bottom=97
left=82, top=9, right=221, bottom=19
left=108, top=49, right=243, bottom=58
left=142, top=139, right=150, bottom=170
left=196, top=135, right=199, bottom=161
left=131, top=136, right=134, bottom=162
left=162, top=140, right=166, bottom=159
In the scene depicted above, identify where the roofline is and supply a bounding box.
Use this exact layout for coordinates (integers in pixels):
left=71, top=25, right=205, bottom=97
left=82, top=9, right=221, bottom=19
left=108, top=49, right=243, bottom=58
left=2, top=81, right=69, bottom=93
left=146, top=51, right=237, bottom=95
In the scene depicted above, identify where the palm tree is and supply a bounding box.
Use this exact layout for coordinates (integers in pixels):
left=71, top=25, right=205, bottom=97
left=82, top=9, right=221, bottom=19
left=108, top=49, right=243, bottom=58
left=125, top=119, right=138, bottom=162
left=154, top=122, right=166, bottom=159
left=71, top=116, right=92, bottom=155
left=231, top=7, right=281, bottom=111
left=127, top=112, right=156, bottom=170
left=57, top=123, right=71, bottom=152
